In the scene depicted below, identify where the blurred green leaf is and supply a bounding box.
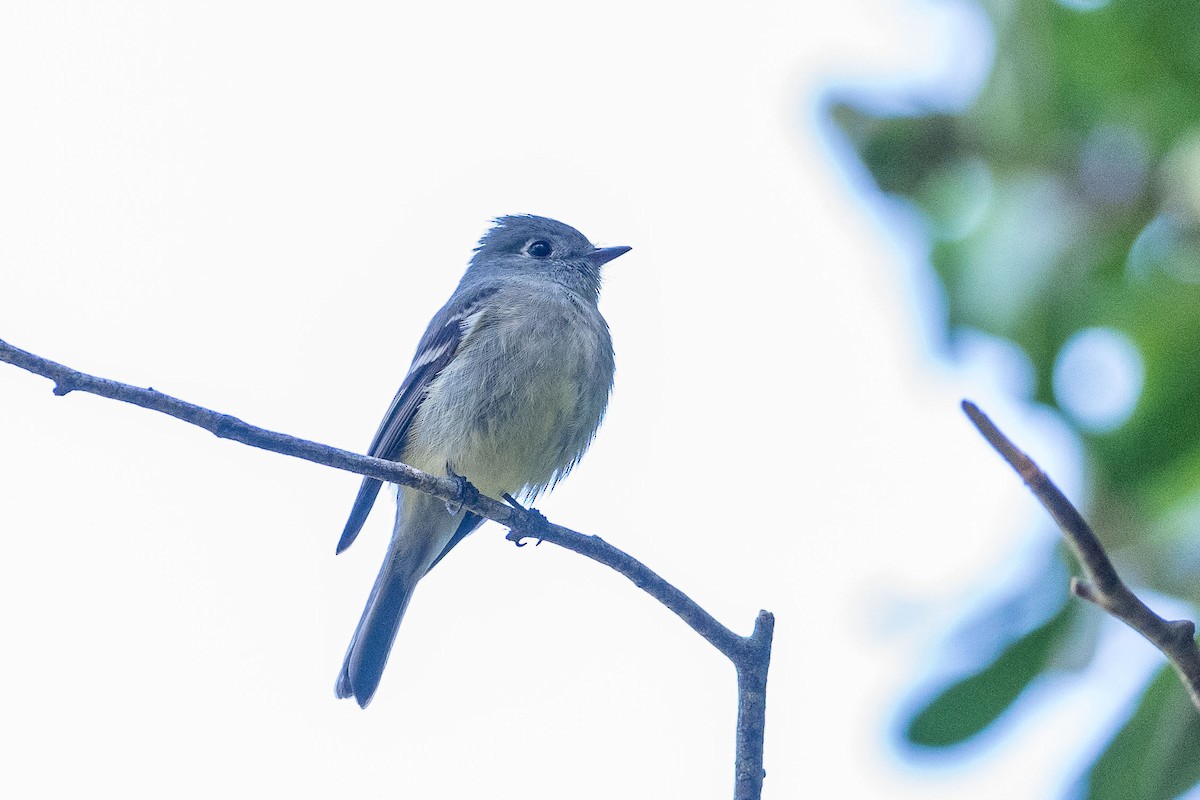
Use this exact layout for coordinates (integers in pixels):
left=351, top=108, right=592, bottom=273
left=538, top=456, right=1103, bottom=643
left=1083, top=664, right=1200, bottom=800
left=832, top=0, right=1200, bottom=787
left=906, top=599, right=1077, bottom=747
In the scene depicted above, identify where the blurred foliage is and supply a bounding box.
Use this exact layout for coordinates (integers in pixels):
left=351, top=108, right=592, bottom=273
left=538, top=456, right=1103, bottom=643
left=907, top=597, right=1078, bottom=746
left=830, top=0, right=1200, bottom=796
left=1084, top=665, right=1200, bottom=800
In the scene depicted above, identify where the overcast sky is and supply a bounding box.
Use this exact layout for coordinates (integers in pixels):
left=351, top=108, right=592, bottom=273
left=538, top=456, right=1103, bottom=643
left=0, top=2, right=1162, bottom=798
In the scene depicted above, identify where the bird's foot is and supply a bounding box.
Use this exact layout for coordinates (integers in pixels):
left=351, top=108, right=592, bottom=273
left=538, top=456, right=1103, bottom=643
left=502, top=493, right=546, bottom=547
left=444, top=465, right=479, bottom=515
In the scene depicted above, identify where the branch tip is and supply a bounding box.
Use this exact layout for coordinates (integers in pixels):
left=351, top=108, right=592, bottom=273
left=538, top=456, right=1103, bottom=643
left=751, top=610, right=775, bottom=642
left=961, top=399, right=1042, bottom=484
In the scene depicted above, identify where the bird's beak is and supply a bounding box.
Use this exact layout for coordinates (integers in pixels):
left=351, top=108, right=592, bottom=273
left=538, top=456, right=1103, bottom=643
left=584, top=245, right=632, bottom=268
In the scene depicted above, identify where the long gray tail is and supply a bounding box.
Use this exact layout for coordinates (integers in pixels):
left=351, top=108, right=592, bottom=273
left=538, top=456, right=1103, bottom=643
left=335, top=540, right=419, bottom=708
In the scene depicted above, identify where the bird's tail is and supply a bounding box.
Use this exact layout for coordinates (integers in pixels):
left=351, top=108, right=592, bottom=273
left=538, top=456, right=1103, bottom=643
left=335, top=537, right=421, bottom=708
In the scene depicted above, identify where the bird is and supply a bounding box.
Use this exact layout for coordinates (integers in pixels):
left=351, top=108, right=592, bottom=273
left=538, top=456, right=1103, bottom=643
left=334, top=214, right=631, bottom=707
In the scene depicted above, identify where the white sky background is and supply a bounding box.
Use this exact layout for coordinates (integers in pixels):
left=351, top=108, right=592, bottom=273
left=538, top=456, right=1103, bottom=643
left=0, top=2, right=1159, bottom=798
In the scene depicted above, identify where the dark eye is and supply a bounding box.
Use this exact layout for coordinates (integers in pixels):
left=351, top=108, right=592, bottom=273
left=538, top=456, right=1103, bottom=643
left=527, top=240, right=552, bottom=258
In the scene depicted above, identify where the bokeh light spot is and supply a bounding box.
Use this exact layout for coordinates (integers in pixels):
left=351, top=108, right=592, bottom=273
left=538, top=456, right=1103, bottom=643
left=1128, top=214, right=1200, bottom=283
left=1053, top=327, right=1143, bottom=432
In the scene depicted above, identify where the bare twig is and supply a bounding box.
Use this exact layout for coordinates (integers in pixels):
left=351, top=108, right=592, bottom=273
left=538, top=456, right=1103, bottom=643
left=0, top=336, right=773, bottom=799
left=962, top=399, right=1200, bottom=711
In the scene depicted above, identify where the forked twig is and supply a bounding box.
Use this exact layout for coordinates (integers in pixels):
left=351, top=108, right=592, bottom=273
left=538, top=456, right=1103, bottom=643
left=963, top=400, right=1200, bottom=711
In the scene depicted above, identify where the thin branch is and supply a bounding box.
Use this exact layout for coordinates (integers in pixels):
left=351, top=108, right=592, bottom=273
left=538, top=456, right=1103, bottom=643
left=505, top=507, right=774, bottom=800
left=962, top=399, right=1200, bottom=711
left=733, top=611, right=774, bottom=800
left=504, top=503, right=774, bottom=799
left=1, top=336, right=773, bottom=799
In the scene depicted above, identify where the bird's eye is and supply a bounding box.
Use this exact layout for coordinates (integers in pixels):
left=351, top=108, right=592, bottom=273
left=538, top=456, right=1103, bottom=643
left=527, top=240, right=552, bottom=258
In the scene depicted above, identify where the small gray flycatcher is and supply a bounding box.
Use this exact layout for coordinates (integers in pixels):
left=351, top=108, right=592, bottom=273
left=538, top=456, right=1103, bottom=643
left=335, top=215, right=630, bottom=707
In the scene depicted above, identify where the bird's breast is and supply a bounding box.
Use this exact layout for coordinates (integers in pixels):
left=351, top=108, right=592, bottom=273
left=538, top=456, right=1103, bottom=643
left=403, top=291, right=613, bottom=499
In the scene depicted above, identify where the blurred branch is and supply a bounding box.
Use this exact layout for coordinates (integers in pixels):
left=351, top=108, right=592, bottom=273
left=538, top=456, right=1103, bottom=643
left=0, top=336, right=773, bottom=800
left=963, top=400, right=1200, bottom=712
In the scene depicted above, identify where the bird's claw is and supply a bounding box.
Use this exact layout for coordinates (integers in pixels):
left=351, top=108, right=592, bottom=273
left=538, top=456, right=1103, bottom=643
left=502, top=493, right=546, bottom=547
left=444, top=465, right=479, bottom=515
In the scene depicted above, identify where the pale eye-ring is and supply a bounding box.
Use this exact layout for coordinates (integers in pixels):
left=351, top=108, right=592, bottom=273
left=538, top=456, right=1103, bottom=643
left=527, top=240, right=552, bottom=258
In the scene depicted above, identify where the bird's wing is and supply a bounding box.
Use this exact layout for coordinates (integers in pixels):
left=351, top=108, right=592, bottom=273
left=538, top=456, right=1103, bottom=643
left=335, top=285, right=498, bottom=554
